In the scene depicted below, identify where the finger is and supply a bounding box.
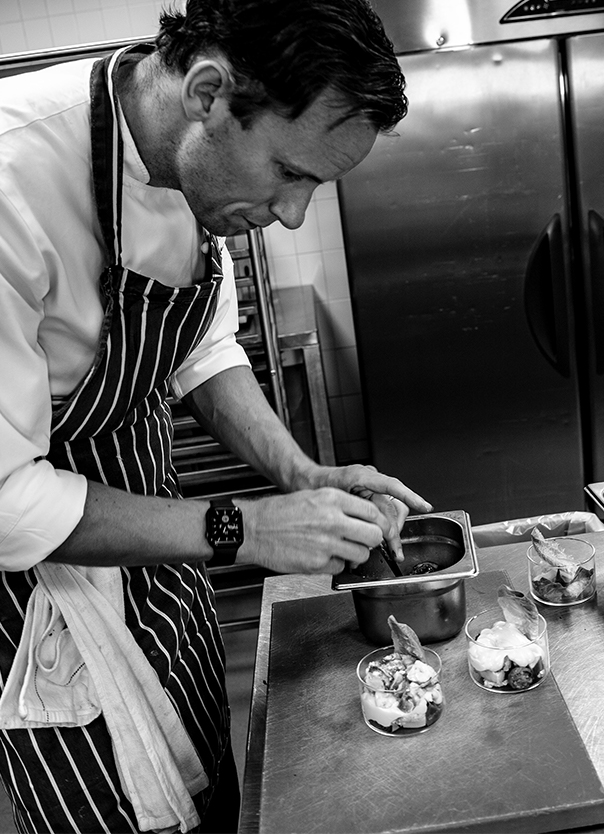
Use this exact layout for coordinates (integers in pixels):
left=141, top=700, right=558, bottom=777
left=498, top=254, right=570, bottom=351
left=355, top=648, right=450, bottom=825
left=370, top=492, right=398, bottom=531
left=376, top=478, right=434, bottom=517
left=374, top=495, right=407, bottom=560
left=347, top=469, right=432, bottom=514
left=355, top=492, right=411, bottom=561
left=384, top=498, right=409, bottom=562
left=336, top=541, right=373, bottom=568
left=325, top=556, right=348, bottom=575
left=336, top=490, right=388, bottom=527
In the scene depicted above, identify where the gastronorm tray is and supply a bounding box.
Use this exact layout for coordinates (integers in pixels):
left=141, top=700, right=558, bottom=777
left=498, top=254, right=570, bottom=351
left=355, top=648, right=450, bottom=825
left=332, top=509, right=479, bottom=591
left=585, top=482, right=604, bottom=512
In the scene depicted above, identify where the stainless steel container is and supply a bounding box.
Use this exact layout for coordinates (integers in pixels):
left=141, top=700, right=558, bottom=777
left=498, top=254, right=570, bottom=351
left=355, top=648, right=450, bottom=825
left=333, top=510, right=479, bottom=644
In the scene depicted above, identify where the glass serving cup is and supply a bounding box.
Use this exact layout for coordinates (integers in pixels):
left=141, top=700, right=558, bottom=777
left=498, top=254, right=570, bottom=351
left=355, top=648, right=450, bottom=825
left=527, top=537, right=596, bottom=606
left=356, top=645, right=444, bottom=736
left=465, top=607, right=550, bottom=692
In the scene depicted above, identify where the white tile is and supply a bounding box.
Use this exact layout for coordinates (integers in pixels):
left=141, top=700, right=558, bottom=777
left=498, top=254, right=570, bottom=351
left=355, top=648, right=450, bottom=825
left=265, top=254, right=300, bottom=289
left=46, top=0, right=74, bottom=15
left=19, top=0, right=49, bottom=22
left=127, top=2, right=160, bottom=37
left=101, top=5, right=135, bottom=39
left=313, top=180, right=337, bottom=201
left=75, top=10, right=107, bottom=44
left=291, top=201, right=320, bottom=255
left=49, top=13, right=80, bottom=47
left=296, top=252, right=326, bottom=299
left=316, top=197, right=344, bottom=251
left=72, top=0, right=106, bottom=11
left=23, top=16, right=53, bottom=50
left=154, top=0, right=171, bottom=17
left=101, top=0, right=138, bottom=8
left=321, top=248, right=350, bottom=302
left=0, top=0, right=22, bottom=25
left=0, top=21, right=28, bottom=53
left=335, top=347, right=361, bottom=397
left=263, top=222, right=297, bottom=259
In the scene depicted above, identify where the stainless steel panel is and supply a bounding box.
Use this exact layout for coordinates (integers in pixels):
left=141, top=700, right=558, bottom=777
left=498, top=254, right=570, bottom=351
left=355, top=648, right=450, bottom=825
left=339, top=39, right=584, bottom=523
left=371, top=0, right=604, bottom=53
left=568, top=32, right=604, bottom=480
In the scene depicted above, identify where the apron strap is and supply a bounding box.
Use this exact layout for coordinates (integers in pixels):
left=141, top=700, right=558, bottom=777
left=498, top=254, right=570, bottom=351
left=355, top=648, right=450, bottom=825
left=90, top=45, right=154, bottom=268
left=90, top=43, right=220, bottom=284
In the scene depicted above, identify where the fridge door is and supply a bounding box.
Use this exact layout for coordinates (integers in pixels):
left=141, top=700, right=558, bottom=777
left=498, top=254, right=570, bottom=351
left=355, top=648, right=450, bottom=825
left=568, top=32, right=604, bottom=484
left=339, top=38, right=584, bottom=524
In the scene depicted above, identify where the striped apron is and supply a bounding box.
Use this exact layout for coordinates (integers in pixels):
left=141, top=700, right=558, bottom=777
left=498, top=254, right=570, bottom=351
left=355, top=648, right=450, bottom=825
left=0, top=46, right=235, bottom=833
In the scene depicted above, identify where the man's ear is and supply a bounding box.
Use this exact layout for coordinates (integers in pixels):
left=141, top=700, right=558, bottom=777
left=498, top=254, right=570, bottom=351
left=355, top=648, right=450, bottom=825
left=181, top=59, right=233, bottom=122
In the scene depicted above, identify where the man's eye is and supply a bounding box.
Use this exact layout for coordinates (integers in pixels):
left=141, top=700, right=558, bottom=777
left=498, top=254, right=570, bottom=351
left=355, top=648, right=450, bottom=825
left=280, top=166, right=305, bottom=183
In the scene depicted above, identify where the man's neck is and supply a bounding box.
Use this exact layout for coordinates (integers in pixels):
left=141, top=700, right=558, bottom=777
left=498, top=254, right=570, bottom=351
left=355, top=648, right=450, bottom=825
left=115, top=53, right=180, bottom=189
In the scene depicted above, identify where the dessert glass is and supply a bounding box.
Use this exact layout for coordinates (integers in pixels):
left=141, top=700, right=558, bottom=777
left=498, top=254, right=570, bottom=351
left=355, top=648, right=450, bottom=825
left=465, top=607, right=549, bottom=692
left=527, top=537, right=596, bottom=606
left=356, top=645, right=444, bottom=736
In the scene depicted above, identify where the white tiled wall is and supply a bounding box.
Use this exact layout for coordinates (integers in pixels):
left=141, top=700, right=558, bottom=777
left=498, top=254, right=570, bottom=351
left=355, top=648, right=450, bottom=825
left=262, top=183, right=368, bottom=463
left=0, top=0, right=164, bottom=52
left=0, top=0, right=368, bottom=463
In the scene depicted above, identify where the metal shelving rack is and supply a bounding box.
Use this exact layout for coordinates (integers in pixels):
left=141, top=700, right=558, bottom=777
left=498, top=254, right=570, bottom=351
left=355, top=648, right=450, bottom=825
left=170, top=229, right=289, bottom=504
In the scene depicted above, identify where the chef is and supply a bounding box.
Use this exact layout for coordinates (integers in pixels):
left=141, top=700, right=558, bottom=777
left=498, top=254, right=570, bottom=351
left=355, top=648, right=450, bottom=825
left=0, top=0, right=431, bottom=831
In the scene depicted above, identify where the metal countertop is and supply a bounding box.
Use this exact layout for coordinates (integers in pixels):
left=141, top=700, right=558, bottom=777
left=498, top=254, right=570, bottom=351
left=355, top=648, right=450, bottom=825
left=240, top=531, right=604, bottom=834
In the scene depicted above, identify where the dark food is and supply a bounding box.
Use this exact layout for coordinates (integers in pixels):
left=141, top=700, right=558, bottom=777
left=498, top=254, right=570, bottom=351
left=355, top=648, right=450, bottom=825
left=530, top=528, right=594, bottom=604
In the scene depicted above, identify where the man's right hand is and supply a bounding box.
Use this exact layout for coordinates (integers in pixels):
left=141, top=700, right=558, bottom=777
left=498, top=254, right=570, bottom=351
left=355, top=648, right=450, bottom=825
left=237, top=488, right=389, bottom=576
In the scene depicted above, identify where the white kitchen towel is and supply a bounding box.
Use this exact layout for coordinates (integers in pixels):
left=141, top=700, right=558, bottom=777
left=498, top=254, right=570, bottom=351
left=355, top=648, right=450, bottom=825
left=0, top=563, right=208, bottom=833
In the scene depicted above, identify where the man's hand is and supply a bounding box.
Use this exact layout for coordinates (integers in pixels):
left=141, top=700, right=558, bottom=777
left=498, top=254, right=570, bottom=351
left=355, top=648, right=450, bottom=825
left=237, top=488, right=393, bottom=575
left=300, top=463, right=433, bottom=561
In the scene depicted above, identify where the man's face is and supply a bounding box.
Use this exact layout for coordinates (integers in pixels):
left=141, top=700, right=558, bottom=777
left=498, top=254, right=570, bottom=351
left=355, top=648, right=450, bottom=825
left=174, top=89, right=378, bottom=236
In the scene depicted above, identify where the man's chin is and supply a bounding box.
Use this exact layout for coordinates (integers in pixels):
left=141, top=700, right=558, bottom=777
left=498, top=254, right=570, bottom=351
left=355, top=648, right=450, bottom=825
left=228, top=217, right=260, bottom=233
left=203, top=215, right=269, bottom=236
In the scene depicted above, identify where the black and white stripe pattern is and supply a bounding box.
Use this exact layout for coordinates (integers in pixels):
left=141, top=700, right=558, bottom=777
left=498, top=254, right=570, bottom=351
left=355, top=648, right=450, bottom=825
left=0, top=45, right=231, bottom=833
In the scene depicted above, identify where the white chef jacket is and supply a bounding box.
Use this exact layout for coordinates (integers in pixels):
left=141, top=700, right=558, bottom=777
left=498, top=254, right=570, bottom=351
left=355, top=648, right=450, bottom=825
left=0, top=56, right=250, bottom=571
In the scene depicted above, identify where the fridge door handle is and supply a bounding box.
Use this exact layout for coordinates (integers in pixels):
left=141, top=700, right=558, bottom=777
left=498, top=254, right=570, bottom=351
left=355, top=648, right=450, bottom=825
left=589, top=210, right=604, bottom=374
left=524, top=213, right=570, bottom=377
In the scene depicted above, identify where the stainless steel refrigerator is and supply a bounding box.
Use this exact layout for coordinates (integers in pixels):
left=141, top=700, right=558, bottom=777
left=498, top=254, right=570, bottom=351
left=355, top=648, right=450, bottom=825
left=338, top=0, right=604, bottom=524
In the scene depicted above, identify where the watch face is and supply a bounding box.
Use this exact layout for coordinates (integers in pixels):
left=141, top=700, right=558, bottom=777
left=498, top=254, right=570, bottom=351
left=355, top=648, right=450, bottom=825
left=209, top=507, right=244, bottom=546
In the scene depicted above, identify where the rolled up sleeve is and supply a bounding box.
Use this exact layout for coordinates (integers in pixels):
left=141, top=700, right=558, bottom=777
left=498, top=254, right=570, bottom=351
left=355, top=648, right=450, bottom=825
left=0, top=462, right=87, bottom=571
left=0, top=188, right=87, bottom=570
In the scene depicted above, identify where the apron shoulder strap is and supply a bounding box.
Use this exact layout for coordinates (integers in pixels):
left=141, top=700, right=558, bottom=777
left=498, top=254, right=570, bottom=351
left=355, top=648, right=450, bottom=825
left=89, top=44, right=154, bottom=267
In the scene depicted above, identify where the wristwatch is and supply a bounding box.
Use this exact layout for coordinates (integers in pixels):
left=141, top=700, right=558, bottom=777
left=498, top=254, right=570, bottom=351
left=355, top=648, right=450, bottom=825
left=205, top=497, right=244, bottom=566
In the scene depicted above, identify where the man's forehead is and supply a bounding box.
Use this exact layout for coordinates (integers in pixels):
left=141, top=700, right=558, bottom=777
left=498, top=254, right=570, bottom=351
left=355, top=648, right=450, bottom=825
left=276, top=97, right=377, bottom=178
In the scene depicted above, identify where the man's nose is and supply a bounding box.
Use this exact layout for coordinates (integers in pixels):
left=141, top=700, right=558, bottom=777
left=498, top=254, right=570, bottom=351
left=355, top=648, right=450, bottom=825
left=269, top=187, right=315, bottom=230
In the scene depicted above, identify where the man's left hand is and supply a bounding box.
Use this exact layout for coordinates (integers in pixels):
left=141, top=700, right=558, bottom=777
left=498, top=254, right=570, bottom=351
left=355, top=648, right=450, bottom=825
left=307, top=463, right=433, bottom=560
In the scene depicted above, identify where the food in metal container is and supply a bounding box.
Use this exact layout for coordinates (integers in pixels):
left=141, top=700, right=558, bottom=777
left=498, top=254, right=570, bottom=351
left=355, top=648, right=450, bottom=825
left=529, top=528, right=595, bottom=604
left=467, top=586, right=548, bottom=691
left=358, top=616, right=443, bottom=734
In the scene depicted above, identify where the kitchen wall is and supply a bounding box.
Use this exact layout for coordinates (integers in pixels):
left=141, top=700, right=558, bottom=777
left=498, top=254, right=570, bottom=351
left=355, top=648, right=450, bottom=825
left=0, top=0, right=368, bottom=464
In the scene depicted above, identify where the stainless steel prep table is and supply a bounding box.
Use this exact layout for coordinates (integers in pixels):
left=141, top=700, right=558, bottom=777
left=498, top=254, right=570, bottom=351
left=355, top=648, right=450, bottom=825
left=239, top=531, right=604, bottom=833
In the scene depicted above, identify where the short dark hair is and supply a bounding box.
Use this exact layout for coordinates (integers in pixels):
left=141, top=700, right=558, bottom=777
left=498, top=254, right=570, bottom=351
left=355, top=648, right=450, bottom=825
left=155, top=0, right=407, bottom=131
